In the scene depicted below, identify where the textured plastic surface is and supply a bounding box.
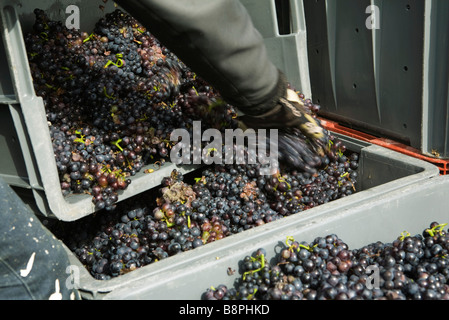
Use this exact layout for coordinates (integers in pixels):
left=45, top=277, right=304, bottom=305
left=0, top=1, right=199, bottom=221
left=421, top=0, right=449, bottom=159
left=56, top=134, right=441, bottom=299
left=304, top=0, right=449, bottom=159
left=240, top=0, right=312, bottom=98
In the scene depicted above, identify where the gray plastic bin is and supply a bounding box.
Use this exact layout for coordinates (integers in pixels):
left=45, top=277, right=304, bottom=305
left=0, top=0, right=200, bottom=221
left=303, top=0, right=449, bottom=159
left=99, top=174, right=449, bottom=300
left=56, top=134, right=440, bottom=299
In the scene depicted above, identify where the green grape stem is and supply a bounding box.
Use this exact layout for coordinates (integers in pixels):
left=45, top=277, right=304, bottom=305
left=242, top=254, right=265, bottom=281
left=426, top=223, right=448, bottom=237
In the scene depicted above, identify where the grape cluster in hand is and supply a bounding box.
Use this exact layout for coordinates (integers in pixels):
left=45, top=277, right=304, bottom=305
left=204, top=222, right=449, bottom=300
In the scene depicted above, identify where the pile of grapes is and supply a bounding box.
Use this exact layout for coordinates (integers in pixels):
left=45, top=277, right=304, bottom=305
left=204, top=222, right=449, bottom=300
left=25, top=8, right=241, bottom=211
left=26, top=8, right=346, bottom=213
left=28, top=7, right=364, bottom=281
left=50, top=138, right=359, bottom=280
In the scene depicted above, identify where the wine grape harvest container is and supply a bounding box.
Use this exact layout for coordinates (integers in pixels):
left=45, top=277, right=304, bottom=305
left=0, top=0, right=444, bottom=299
left=0, top=0, right=440, bottom=299
left=63, top=134, right=442, bottom=299
left=303, top=0, right=449, bottom=159
left=97, top=174, right=449, bottom=300
left=0, top=0, right=199, bottom=221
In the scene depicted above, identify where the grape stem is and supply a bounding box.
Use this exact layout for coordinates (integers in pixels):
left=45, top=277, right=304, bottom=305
left=83, top=33, right=95, bottom=43
left=286, top=236, right=316, bottom=252
left=104, top=54, right=124, bottom=68
left=206, top=148, right=217, bottom=156
left=425, top=223, right=448, bottom=237
left=327, top=140, right=333, bottom=152
left=273, top=173, right=291, bottom=191
left=39, top=32, right=48, bottom=41
left=246, top=288, right=258, bottom=300
left=242, top=253, right=265, bottom=281
left=111, top=139, right=124, bottom=152
left=103, top=86, right=116, bottom=99
left=74, top=129, right=86, bottom=144
left=45, top=83, right=57, bottom=90
left=398, top=231, right=411, bottom=241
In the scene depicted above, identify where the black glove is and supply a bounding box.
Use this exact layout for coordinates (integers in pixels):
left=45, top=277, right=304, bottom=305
left=238, top=89, right=327, bottom=142
left=275, top=130, right=327, bottom=173
left=238, top=88, right=331, bottom=173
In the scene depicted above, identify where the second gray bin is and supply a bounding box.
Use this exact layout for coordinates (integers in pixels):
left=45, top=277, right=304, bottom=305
left=101, top=174, right=449, bottom=300
left=60, top=134, right=441, bottom=299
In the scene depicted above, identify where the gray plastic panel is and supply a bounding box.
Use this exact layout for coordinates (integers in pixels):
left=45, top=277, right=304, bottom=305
left=422, top=0, right=449, bottom=159
left=0, top=104, right=29, bottom=187
left=0, top=27, right=15, bottom=102
left=56, top=135, right=440, bottom=299
left=304, top=0, right=449, bottom=158
left=240, top=0, right=312, bottom=97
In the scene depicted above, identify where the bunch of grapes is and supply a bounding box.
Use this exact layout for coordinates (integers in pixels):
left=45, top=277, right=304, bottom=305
left=204, top=222, right=449, bottom=300
left=51, top=129, right=360, bottom=280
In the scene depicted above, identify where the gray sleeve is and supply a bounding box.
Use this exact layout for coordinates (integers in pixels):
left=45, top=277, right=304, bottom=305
left=0, top=178, right=77, bottom=300
left=114, top=0, right=286, bottom=114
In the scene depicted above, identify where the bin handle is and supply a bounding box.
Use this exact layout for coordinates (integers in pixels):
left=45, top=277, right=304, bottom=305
left=268, top=0, right=307, bottom=36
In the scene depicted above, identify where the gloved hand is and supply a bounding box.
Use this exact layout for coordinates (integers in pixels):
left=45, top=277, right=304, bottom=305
left=238, top=88, right=327, bottom=142
left=276, top=131, right=323, bottom=173
left=238, top=88, right=330, bottom=173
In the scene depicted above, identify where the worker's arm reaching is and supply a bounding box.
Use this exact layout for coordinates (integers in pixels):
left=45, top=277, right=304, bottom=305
left=114, top=0, right=327, bottom=145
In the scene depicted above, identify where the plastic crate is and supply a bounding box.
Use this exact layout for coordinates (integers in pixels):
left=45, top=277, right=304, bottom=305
left=321, top=118, right=449, bottom=175
left=303, top=0, right=449, bottom=159
left=239, top=0, right=312, bottom=98
left=55, top=134, right=440, bottom=299
left=0, top=1, right=200, bottom=221
left=100, top=174, right=449, bottom=300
